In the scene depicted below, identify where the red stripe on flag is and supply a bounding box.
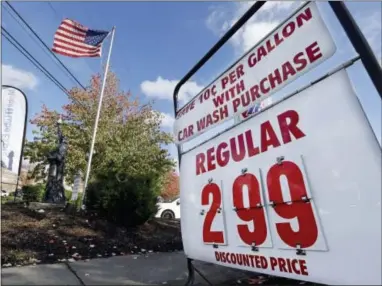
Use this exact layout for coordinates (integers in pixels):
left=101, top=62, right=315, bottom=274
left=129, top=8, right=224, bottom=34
left=54, top=36, right=100, bottom=51
left=53, top=43, right=100, bottom=55
left=57, top=26, right=85, bottom=38
left=52, top=48, right=101, bottom=58
left=62, top=20, right=88, bottom=33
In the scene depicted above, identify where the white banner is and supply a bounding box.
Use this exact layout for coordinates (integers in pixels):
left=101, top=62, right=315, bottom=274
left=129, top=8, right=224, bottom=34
left=179, top=69, right=382, bottom=285
left=174, top=2, right=336, bottom=144
left=1, top=86, right=27, bottom=175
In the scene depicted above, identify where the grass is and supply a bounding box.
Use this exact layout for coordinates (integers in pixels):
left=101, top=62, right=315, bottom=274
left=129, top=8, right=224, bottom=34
left=1, top=196, right=21, bottom=204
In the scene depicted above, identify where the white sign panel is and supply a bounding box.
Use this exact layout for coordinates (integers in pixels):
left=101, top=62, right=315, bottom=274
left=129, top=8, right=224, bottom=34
left=179, top=70, right=381, bottom=285
left=174, top=2, right=336, bottom=144
left=1, top=86, right=27, bottom=175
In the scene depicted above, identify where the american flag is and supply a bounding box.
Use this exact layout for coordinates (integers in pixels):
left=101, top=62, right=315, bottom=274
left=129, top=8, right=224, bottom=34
left=52, top=19, right=109, bottom=58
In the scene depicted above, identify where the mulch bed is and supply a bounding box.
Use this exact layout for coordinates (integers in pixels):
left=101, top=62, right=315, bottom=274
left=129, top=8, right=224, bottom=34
left=1, top=203, right=182, bottom=267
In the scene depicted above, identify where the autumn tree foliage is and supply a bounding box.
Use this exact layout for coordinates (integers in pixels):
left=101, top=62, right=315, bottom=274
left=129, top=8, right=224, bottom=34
left=160, top=171, right=180, bottom=200
left=25, top=70, right=174, bottom=183
left=24, top=70, right=175, bottom=225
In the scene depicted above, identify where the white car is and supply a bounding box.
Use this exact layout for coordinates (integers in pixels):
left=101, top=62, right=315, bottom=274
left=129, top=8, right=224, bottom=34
left=1, top=190, right=9, bottom=197
left=155, top=197, right=180, bottom=219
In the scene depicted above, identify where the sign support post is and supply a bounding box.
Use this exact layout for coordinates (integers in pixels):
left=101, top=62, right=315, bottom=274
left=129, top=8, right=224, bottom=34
left=328, top=1, right=382, bottom=98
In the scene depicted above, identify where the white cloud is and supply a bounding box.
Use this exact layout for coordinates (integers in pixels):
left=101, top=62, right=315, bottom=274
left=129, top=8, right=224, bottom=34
left=233, top=21, right=279, bottom=53
left=140, top=76, right=204, bottom=104
left=146, top=110, right=175, bottom=130
left=160, top=112, right=175, bottom=129
left=206, top=1, right=303, bottom=54
left=2, top=64, right=38, bottom=90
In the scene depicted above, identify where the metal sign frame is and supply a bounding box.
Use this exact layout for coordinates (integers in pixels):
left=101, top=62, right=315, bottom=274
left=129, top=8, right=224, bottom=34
left=172, top=2, right=382, bottom=285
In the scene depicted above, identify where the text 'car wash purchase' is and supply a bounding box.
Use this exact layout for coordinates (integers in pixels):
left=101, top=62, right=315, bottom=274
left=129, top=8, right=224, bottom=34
left=174, top=3, right=335, bottom=144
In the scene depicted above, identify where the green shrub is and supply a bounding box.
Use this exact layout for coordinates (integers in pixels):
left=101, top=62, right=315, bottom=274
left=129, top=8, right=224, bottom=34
left=86, top=172, right=159, bottom=228
left=1, top=196, right=14, bottom=204
left=22, top=184, right=46, bottom=203
left=75, top=193, right=83, bottom=209
left=64, top=189, right=72, bottom=201
left=66, top=192, right=83, bottom=211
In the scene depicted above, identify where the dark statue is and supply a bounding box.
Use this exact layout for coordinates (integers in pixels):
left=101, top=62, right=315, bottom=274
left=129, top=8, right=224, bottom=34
left=44, top=117, right=67, bottom=204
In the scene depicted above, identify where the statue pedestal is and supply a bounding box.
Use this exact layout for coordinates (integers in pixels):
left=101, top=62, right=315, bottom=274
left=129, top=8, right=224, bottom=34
left=28, top=202, right=65, bottom=210
left=64, top=203, right=78, bottom=215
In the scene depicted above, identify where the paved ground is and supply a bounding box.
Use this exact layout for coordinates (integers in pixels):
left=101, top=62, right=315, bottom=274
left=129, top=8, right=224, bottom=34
left=1, top=251, right=254, bottom=285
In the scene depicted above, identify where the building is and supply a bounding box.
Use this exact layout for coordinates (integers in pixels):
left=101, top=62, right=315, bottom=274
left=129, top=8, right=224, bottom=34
left=1, top=167, right=18, bottom=193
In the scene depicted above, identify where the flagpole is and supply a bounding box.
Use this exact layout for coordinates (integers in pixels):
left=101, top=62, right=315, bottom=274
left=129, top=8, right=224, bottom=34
left=80, top=26, right=115, bottom=209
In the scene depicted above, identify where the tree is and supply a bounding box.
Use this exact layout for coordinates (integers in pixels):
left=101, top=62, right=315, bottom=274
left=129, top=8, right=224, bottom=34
left=24, top=70, right=175, bottom=186
left=160, top=170, right=180, bottom=200
left=19, top=168, right=33, bottom=187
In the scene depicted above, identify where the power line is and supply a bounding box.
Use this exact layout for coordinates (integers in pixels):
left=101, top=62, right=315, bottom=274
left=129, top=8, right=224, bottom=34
left=2, top=29, right=69, bottom=95
left=47, top=2, right=60, bottom=20
left=4, top=1, right=86, bottom=90
left=2, top=27, right=69, bottom=95
left=3, top=28, right=89, bottom=112
left=1, top=3, right=78, bottom=88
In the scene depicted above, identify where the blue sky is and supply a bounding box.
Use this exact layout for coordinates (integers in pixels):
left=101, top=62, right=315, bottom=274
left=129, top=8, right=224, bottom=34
left=1, top=1, right=381, bottom=163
